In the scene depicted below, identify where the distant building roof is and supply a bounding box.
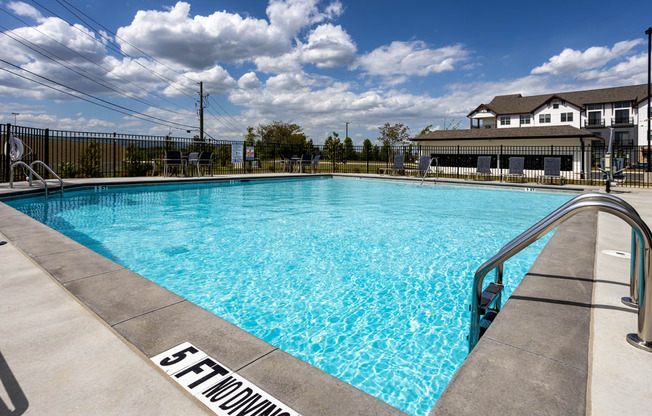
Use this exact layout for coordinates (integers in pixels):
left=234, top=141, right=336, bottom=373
left=468, top=84, right=649, bottom=117
left=412, top=125, right=601, bottom=141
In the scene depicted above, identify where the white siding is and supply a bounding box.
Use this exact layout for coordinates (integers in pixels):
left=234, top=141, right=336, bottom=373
left=638, top=101, right=651, bottom=147
left=533, top=100, right=580, bottom=127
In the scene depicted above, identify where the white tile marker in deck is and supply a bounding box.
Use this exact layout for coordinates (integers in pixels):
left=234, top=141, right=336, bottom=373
left=152, top=342, right=301, bottom=416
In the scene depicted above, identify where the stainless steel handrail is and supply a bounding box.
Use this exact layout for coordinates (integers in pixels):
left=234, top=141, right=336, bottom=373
left=469, top=197, right=652, bottom=353
left=29, top=160, right=64, bottom=195
left=10, top=161, right=49, bottom=198
left=495, top=193, right=644, bottom=309
left=420, top=157, right=438, bottom=185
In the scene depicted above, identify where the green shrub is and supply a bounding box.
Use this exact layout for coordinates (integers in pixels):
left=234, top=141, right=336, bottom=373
left=79, top=141, right=102, bottom=177
left=57, top=162, right=77, bottom=178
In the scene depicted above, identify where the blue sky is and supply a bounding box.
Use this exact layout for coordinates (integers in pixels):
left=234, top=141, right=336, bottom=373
left=0, top=0, right=650, bottom=143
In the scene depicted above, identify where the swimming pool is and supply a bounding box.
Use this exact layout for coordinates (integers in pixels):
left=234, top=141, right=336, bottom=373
left=6, top=178, right=574, bottom=415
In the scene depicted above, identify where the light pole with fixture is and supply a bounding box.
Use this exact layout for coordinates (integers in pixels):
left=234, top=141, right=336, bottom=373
left=646, top=27, right=651, bottom=172
left=11, top=112, right=19, bottom=126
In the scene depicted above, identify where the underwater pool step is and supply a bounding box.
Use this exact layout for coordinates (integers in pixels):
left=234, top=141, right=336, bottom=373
left=479, top=282, right=504, bottom=315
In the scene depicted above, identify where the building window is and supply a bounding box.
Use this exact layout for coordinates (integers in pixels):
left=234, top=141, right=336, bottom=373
left=500, top=116, right=510, bottom=125
left=614, top=109, right=630, bottom=124
left=587, top=104, right=602, bottom=111
left=614, top=131, right=633, bottom=146
left=539, top=114, right=551, bottom=123
left=553, top=103, right=559, bottom=109
left=561, top=112, right=573, bottom=122
left=614, top=101, right=631, bottom=109
left=520, top=115, right=531, bottom=125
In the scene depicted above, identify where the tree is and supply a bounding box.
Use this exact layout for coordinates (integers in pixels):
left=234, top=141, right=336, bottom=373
left=244, top=126, right=257, bottom=146
left=418, top=124, right=433, bottom=136
left=443, top=118, right=461, bottom=130
left=255, top=121, right=311, bottom=158
left=343, top=136, right=356, bottom=161
left=378, top=123, right=410, bottom=146
left=323, top=132, right=344, bottom=171
left=362, top=139, right=372, bottom=160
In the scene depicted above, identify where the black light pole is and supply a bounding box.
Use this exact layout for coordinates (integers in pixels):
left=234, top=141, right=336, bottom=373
left=647, top=27, right=651, bottom=172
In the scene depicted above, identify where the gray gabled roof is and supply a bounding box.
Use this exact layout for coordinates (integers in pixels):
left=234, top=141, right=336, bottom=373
left=412, top=125, right=600, bottom=141
left=469, top=84, right=649, bottom=117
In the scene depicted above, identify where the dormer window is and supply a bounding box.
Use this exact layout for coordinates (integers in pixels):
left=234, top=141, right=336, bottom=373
left=553, top=103, right=559, bottom=109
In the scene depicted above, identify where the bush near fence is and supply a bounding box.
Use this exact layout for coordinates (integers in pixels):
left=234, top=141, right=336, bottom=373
left=1, top=124, right=649, bottom=188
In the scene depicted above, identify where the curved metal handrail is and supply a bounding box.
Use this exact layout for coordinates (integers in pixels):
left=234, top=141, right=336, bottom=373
left=29, top=160, right=64, bottom=195
left=494, top=192, right=644, bottom=308
left=10, top=161, right=49, bottom=198
left=469, top=197, right=652, bottom=353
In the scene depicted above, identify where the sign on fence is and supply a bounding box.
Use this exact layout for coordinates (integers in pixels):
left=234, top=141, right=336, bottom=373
left=246, top=146, right=254, bottom=161
left=231, top=142, right=243, bottom=164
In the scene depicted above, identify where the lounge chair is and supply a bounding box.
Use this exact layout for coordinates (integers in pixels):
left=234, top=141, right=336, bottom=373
left=503, top=157, right=525, bottom=182
left=190, top=151, right=213, bottom=176
left=473, top=156, right=492, bottom=180
left=307, top=154, right=320, bottom=173
left=537, top=157, right=565, bottom=185
left=380, top=154, right=405, bottom=175
left=406, top=155, right=433, bottom=177
left=163, top=150, right=184, bottom=177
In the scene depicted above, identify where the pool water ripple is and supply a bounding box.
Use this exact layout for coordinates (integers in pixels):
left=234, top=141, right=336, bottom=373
left=7, top=178, right=573, bottom=416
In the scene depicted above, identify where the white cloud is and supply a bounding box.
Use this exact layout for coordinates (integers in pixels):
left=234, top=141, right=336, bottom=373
left=254, top=51, right=303, bottom=74
left=116, top=2, right=287, bottom=70
left=238, top=72, right=263, bottom=89
left=356, top=41, right=469, bottom=80
left=7, top=1, right=44, bottom=22
left=300, top=23, right=356, bottom=68
left=577, top=53, right=648, bottom=86
left=116, top=0, right=346, bottom=71
left=531, top=39, right=642, bottom=76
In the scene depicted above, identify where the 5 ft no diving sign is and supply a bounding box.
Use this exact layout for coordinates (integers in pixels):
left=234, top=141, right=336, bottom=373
left=151, top=342, right=301, bottom=416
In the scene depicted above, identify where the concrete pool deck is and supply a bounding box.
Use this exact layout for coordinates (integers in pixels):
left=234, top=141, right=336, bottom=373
left=0, top=174, right=650, bottom=415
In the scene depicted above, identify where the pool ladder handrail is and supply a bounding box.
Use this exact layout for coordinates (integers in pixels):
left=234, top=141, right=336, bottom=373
left=10, top=160, right=64, bottom=198
left=420, top=157, right=439, bottom=185
left=469, top=192, right=652, bottom=354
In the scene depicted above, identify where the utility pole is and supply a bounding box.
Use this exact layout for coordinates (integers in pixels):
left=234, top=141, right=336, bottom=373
left=345, top=122, right=349, bottom=139
left=199, top=81, right=204, bottom=141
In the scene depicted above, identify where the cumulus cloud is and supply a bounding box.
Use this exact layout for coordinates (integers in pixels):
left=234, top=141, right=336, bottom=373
left=7, top=1, right=44, bottom=22
left=300, top=23, right=356, bottom=68
left=116, top=2, right=287, bottom=70
left=115, top=0, right=346, bottom=71
left=355, top=41, right=469, bottom=80
left=531, top=39, right=642, bottom=76
left=238, top=72, right=263, bottom=89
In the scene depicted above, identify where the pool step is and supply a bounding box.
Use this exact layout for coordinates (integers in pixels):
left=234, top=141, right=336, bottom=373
left=479, top=282, right=504, bottom=314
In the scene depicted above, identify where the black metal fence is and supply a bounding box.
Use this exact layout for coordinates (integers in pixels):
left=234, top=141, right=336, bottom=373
left=2, top=123, right=650, bottom=188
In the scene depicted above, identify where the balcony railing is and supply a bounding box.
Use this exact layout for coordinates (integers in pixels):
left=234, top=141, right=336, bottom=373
left=612, top=117, right=635, bottom=127
left=584, top=119, right=605, bottom=128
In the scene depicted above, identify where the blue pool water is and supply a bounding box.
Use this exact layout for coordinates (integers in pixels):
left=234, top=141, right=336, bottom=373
left=7, top=178, right=574, bottom=415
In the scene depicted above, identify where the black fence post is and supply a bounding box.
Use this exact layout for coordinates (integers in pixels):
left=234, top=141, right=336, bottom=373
left=456, top=145, right=460, bottom=179
left=3, top=124, right=10, bottom=183
left=113, top=132, right=117, bottom=178
left=44, top=128, right=50, bottom=178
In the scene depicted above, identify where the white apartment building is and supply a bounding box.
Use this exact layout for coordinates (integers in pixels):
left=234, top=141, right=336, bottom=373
left=467, top=84, right=650, bottom=149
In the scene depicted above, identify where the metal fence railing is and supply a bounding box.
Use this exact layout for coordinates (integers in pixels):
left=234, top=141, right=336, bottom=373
left=2, top=123, right=650, bottom=188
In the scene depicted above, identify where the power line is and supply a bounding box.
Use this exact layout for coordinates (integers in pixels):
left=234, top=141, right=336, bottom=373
left=0, top=6, right=194, bottom=113
left=208, top=95, right=249, bottom=132
left=30, top=0, right=197, bottom=99
left=57, top=0, right=197, bottom=85
left=0, top=25, right=194, bottom=118
left=0, top=59, right=196, bottom=129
